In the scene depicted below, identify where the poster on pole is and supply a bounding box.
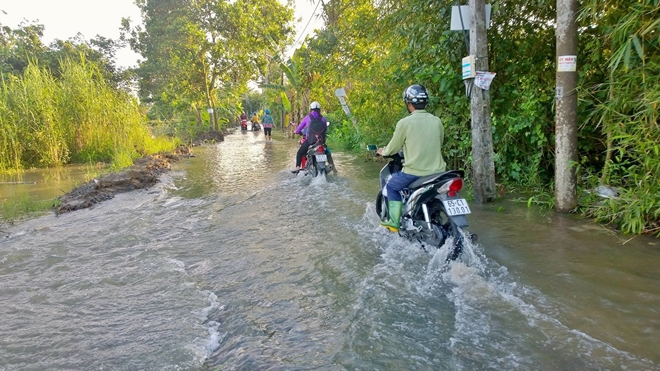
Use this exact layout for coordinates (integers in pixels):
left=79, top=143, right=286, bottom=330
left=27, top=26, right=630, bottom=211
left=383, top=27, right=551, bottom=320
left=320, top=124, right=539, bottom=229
left=474, top=71, right=496, bottom=90
left=557, top=55, right=577, bottom=72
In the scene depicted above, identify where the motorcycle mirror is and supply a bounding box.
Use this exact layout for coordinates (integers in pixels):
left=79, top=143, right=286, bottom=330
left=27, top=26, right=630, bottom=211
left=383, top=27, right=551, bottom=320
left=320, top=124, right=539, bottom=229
left=366, top=144, right=378, bottom=151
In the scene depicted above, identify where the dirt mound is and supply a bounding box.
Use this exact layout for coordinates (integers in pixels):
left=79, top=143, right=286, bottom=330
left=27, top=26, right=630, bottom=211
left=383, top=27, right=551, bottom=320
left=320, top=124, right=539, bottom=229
left=192, top=130, right=225, bottom=146
left=55, top=152, right=183, bottom=215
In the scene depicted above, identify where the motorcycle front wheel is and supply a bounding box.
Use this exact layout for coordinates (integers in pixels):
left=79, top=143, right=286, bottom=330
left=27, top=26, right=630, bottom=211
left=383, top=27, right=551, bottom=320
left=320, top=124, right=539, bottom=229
left=375, top=190, right=388, bottom=221
left=427, top=202, right=464, bottom=261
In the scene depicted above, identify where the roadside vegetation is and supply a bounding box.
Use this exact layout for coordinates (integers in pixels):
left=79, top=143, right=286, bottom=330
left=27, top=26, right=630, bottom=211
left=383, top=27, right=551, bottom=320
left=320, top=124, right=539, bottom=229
left=1, top=0, right=658, bottom=236
left=0, top=58, right=176, bottom=172
left=279, top=0, right=660, bottom=237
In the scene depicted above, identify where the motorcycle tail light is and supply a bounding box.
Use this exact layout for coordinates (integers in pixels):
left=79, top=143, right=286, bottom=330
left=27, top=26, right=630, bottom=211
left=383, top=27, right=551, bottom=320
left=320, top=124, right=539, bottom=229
left=317, top=146, right=325, bottom=153
left=448, top=178, right=463, bottom=197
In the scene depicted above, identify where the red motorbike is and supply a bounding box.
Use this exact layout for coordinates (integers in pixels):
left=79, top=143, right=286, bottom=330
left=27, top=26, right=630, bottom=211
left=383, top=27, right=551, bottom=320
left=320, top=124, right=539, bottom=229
left=299, top=137, right=330, bottom=177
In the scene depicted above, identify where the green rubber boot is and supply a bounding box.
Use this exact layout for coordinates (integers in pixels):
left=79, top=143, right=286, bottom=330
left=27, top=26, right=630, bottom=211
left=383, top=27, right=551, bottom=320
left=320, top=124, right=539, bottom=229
left=380, top=201, right=403, bottom=232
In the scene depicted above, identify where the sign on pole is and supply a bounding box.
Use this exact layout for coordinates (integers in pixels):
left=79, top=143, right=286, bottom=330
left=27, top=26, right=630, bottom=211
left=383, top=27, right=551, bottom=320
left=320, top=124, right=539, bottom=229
left=557, top=55, right=577, bottom=72
left=334, top=88, right=352, bottom=116
left=450, top=5, right=492, bottom=30
left=334, top=87, right=359, bottom=132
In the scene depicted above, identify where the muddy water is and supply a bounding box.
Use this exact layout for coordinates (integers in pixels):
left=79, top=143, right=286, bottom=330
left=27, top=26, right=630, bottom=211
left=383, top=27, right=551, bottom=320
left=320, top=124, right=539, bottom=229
left=0, top=129, right=658, bottom=370
left=0, top=164, right=106, bottom=207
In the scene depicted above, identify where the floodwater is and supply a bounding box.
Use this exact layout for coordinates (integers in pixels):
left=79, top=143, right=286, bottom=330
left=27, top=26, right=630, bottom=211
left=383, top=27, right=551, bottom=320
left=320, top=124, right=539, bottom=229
left=1, top=129, right=658, bottom=371
left=0, top=163, right=107, bottom=207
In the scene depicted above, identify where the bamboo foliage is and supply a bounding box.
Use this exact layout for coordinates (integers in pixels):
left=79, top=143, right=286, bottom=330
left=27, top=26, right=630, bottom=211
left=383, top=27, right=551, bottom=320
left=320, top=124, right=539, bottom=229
left=580, top=0, right=660, bottom=235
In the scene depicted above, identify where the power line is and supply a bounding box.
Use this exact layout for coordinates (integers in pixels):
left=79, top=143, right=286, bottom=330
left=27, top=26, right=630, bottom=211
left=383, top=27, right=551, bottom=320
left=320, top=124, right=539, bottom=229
left=289, top=0, right=322, bottom=51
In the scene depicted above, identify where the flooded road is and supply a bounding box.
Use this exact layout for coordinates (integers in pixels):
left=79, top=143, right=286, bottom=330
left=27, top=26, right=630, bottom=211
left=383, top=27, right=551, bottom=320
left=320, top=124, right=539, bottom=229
left=1, top=129, right=659, bottom=370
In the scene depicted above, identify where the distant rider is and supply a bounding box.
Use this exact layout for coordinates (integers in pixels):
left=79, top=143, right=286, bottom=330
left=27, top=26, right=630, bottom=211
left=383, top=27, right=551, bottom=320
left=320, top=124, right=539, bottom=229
left=377, top=84, right=446, bottom=232
left=240, top=112, right=248, bottom=131
left=261, top=109, right=274, bottom=140
left=292, top=102, right=336, bottom=173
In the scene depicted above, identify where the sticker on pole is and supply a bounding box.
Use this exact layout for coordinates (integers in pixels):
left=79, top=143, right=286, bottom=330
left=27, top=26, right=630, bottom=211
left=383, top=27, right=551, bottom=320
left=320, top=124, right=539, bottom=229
left=557, top=55, right=577, bottom=72
left=474, top=71, right=496, bottom=90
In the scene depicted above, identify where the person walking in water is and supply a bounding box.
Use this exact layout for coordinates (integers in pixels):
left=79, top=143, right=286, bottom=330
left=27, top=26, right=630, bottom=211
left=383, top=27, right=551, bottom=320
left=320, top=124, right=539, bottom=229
left=261, top=109, right=274, bottom=140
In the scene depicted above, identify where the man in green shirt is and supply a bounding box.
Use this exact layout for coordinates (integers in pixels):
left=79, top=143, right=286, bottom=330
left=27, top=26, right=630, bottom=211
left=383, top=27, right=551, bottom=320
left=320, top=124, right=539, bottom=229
left=377, top=84, right=446, bottom=232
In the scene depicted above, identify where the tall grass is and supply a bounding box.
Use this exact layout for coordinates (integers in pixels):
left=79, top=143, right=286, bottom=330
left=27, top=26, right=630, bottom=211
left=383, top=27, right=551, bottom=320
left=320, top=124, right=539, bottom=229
left=0, top=57, right=177, bottom=172
left=0, top=64, right=67, bottom=169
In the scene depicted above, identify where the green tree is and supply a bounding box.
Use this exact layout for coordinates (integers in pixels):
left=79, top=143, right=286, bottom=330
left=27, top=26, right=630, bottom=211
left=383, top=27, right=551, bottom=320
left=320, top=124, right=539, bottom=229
left=124, top=0, right=294, bottom=132
left=0, top=21, right=47, bottom=75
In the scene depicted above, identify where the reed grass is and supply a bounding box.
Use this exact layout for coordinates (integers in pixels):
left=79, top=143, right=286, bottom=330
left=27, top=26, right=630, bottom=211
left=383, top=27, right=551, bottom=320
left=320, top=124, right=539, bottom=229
left=0, top=57, right=177, bottom=172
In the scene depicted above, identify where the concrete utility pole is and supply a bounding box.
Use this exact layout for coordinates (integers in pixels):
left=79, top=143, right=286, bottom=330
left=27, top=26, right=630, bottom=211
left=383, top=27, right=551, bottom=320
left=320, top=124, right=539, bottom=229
left=555, top=0, right=578, bottom=212
left=469, top=0, right=496, bottom=203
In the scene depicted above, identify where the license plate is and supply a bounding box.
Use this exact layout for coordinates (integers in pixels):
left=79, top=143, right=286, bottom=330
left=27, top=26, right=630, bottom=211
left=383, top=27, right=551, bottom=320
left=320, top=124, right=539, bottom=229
left=442, top=198, right=471, bottom=216
left=315, top=154, right=327, bottom=162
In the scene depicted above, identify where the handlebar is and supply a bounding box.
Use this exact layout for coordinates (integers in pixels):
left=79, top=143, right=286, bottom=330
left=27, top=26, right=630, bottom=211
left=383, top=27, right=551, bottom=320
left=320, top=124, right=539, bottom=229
left=367, top=145, right=403, bottom=162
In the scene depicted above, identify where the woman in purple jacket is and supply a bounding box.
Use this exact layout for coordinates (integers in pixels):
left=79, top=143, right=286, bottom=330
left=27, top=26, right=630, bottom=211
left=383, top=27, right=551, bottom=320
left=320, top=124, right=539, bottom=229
left=292, top=102, right=335, bottom=173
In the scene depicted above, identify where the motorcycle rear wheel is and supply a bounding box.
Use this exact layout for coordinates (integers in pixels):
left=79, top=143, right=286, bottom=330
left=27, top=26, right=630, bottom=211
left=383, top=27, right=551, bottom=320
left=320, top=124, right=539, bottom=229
left=427, top=202, right=464, bottom=261
left=306, top=157, right=318, bottom=177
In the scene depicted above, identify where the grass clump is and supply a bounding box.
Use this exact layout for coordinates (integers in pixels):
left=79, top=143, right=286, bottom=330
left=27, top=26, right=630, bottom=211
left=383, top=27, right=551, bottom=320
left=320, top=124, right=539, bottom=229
left=0, top=57, right=178, bottom=172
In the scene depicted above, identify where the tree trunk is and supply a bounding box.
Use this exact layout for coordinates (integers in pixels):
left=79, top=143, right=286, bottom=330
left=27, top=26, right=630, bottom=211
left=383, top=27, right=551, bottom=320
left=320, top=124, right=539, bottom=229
left=194, top=105, right=203, bottom=126
left=555, top=0, right=579, bottom=212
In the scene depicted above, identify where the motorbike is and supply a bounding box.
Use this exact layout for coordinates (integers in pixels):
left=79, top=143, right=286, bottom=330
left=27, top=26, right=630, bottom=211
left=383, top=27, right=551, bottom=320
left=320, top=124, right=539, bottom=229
left=240, top=120, right=248, bottom=132
left=368, top=145, right=474, bottom=261
left=300, top=138, right=332, bottom=177
left=251, top=122, right=261, bottom=131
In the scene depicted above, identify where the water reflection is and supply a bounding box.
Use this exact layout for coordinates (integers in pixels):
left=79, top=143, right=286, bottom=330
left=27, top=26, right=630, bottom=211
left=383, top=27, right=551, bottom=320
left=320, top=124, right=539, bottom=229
left=173, top=129, right=299, bottom=199
left=468, top=199, right=660, bottom=364
left=0, top=163, right=107, bottom=204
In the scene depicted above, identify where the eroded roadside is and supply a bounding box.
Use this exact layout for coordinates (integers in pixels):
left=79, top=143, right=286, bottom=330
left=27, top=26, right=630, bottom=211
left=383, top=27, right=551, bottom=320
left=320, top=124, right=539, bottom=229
left=54, top=148, right=188, bottom=215
left=54, top=129, right=231, bottom=215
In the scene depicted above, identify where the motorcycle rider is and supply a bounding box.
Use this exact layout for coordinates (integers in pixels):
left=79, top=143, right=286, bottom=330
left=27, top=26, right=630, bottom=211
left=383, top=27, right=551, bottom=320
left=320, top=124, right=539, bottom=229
left=292, top=101, right=336, bottom=174
left=261, top=109, right=274, bottom=140
left=250, top=112, right=259, bottom=130
left=376, top=84, right=446, bottom=232
left=240, top=112, right=248, bottom=131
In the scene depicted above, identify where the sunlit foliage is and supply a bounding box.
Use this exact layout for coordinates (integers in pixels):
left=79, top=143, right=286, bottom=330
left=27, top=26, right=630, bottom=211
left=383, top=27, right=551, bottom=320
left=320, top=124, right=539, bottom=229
left=123, top=0, right=294, bottom=131
left=292, top=0, right=659, bottom=235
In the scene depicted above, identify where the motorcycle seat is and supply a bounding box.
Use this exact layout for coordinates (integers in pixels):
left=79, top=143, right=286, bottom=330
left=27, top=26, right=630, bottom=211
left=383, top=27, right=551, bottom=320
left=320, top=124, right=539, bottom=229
left=408, top=170, right=464, bottom=190
left=306, top=144, right=325, bottom=153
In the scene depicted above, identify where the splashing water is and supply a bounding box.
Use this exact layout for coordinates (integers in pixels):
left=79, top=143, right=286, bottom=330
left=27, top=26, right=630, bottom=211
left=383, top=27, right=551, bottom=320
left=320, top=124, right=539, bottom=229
left=0, top=132, right=657, bottom=370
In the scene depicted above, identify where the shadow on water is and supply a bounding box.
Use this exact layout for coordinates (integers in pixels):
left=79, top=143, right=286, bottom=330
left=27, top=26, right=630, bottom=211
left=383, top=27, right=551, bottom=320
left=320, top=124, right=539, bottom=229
left=0, top=128, right=658, bottom=370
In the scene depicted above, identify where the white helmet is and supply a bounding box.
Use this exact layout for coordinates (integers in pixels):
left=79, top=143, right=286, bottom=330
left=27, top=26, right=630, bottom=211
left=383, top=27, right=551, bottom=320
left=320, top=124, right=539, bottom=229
left=309, top=101, right=321, bottom=111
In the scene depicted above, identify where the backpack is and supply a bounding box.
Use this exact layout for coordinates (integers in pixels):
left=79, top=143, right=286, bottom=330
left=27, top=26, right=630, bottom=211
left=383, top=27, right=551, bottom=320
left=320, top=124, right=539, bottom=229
left=262, top=114, right=274, bottom=126
left=306, top=114, right=326, bottom=144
